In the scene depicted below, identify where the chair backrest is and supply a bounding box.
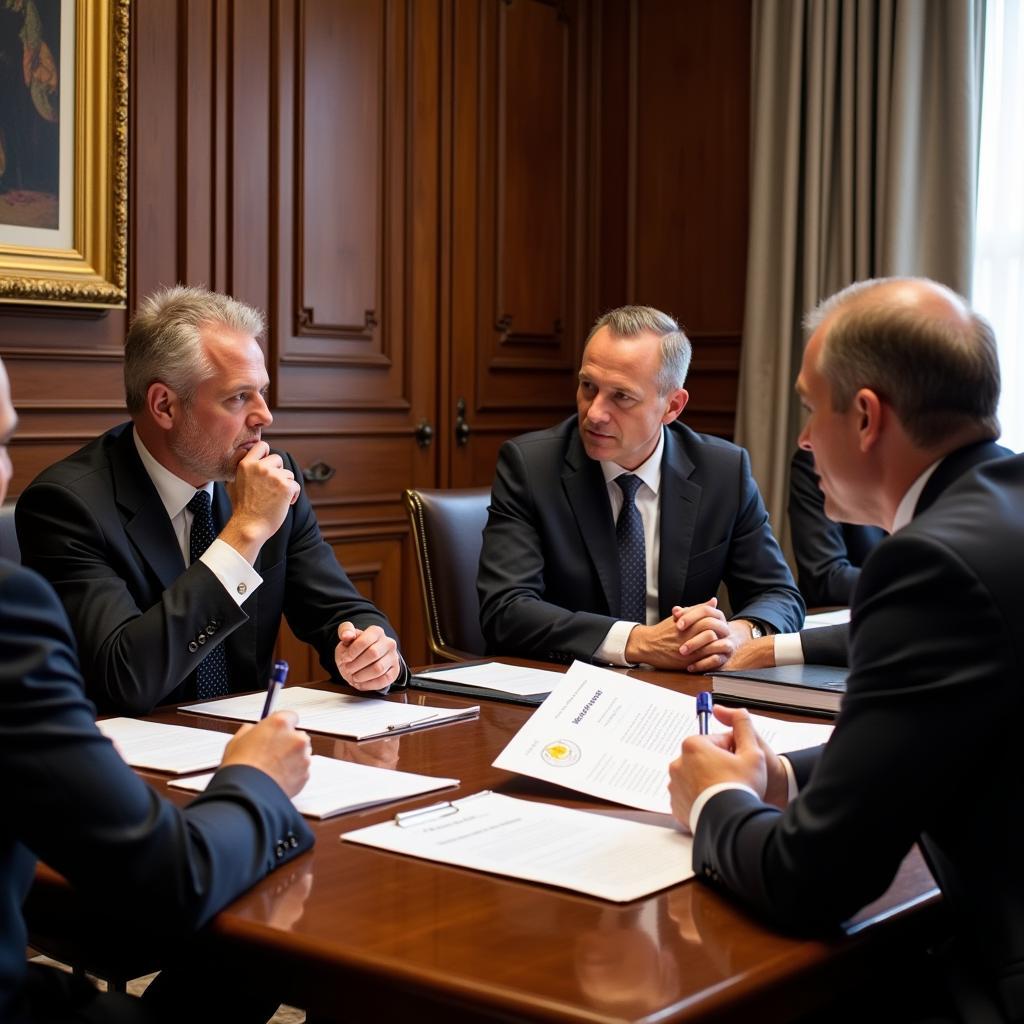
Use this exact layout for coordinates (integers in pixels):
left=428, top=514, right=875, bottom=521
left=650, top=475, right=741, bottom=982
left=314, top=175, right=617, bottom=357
left=404, top=487, right=490, bottom=661
left=0, top=503, right=19, bottom=563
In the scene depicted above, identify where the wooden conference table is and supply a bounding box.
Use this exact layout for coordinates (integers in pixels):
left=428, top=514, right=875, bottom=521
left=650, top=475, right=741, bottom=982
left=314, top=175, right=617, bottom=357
left=27, top=661, right=943, bottom=1023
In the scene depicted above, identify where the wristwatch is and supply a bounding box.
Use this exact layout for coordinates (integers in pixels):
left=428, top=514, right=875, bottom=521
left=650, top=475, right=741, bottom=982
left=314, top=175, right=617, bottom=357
left=746, top=620, right=766, bottom=639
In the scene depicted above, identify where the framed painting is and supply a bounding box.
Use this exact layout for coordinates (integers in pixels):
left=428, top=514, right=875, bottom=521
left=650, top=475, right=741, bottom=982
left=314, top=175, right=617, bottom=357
left=0, top=0, right=128, bottom=308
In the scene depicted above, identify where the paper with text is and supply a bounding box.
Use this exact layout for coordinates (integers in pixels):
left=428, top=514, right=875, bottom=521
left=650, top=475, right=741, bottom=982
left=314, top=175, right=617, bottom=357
left=171, top=754, right=459, bottom=819
left=493, top=662, right=833, bottom=813
left=342, top=790, right=693, bottom=901
left=181, top=687, right=479, bottom=740
left=97, top=717, right=231, bottom=774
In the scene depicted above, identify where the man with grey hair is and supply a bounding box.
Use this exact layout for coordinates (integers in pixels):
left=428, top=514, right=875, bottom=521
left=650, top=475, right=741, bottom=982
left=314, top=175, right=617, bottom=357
left=478, top=305, right=804, bottom=669
left=669, top=278, right=1018, bottom=1019
left=17, top=285, right=406, bottom=715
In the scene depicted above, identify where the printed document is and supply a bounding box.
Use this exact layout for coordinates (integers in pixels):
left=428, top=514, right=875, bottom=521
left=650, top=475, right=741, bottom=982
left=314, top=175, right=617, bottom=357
left=97, top=717, right=230, bottom=774
left=171, top=754, right=458, bottom=819
left=493, top=661, right=832, bottom=814
left=342, top=790, right=693, bottom=901
left=181, top=687, right=479, bottom=739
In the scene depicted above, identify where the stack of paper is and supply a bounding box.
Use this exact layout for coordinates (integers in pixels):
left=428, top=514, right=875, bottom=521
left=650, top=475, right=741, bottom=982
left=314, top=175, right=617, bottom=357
left=411, top=661, right=562, bottom=704
left=97, top=717, right=231, bottom=774
left=172, top=754, right=459, bottom=819
left=181, top=687, right=479, bottom=739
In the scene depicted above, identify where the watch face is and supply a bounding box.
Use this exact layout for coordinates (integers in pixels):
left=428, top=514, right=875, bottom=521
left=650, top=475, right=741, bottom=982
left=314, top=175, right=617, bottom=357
left=749, top=623, right=764, bottom=639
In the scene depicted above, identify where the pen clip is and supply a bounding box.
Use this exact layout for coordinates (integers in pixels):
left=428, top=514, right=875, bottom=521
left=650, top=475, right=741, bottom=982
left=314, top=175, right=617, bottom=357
left=386, top=712, right=439, bottom=732
left=394, top=800, right=460, bottom=827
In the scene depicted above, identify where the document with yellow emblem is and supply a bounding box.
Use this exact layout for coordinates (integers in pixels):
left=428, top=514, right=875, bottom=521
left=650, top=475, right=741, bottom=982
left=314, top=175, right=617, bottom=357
left=493, top=661, right=833, bottom=814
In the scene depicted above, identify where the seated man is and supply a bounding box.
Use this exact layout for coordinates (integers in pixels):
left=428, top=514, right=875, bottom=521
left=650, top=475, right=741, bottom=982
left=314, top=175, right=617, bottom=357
left=788, top=447, right=885, bottom=607
left=670, top=278, right=1019, bottom=1019
left=0, top=353, right=313, bottom=1023
left=478, top=305, right=804, bottom=671
left=16, top=285, right=405, bottom=715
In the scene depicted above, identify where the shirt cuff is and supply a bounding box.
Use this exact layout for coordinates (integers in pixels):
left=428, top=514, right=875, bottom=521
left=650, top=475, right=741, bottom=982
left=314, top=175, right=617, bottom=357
left=200, top=538, right=263, bottom=607
left=689, top=782, right=759, bottom=835
left=594, top=620, right=639, bottom=666
left=773, top=631, right=805, bottom=666
left=781, top=754, right=798, bottom=802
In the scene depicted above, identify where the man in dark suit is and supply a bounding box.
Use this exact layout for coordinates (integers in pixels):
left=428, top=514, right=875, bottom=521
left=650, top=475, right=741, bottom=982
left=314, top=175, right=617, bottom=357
left=669, top=278, right=1021, bottom=1019
left=16, top=286, right=405, bottom=715
left=478, top=305, right=804, bottom=670
left=0, top=354, right=314, bottom=1023
left=788, top=447, right=886, bottom=607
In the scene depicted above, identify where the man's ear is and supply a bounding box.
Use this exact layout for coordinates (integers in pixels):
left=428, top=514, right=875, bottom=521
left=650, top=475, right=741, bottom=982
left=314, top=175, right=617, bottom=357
left=854, top=388, right=883, bottom=452
left=146, top=382, right=179, bottom=432
left=662, top=388, right=689, bottom=425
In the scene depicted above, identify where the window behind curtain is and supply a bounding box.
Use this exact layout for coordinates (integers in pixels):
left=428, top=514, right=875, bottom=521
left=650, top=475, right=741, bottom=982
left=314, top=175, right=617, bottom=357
left=974, top=0, right=1024, bottom=452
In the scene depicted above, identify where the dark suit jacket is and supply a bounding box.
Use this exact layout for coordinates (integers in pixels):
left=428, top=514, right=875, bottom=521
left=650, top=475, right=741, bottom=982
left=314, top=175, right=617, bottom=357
left=0, top=559, right=313, bottom=1024
left=478, top=417, right=804, bottom=663
left=16, top=423, right=402, bottom=715
left=693, top=441, right=1024, bottom=1018
left=788, top=448, right=886, bottom=607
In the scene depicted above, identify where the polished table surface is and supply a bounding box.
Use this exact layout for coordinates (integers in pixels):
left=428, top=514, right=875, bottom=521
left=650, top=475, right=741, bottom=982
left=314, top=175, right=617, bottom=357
left=29, top=663, right=942, bottom=1022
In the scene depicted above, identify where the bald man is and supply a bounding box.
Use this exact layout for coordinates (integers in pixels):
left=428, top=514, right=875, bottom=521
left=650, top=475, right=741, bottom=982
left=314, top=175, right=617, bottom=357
left=669, top=278, right=1021, bottom=1019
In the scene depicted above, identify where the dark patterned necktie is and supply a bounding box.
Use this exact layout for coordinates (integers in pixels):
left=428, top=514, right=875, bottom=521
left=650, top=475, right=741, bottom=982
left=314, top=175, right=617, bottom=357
left=187, top=490, right=230, bottom=699
left=615, top=474, right=647, bottom=624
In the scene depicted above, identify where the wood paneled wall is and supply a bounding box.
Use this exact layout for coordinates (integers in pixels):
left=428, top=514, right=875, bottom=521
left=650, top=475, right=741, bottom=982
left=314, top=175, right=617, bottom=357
left=0, top=0, right=751, bottom=668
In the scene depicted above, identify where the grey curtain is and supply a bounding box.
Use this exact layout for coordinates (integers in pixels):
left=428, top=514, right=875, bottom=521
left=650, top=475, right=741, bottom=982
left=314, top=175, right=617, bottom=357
left=735, top=0, right=986, bottom=552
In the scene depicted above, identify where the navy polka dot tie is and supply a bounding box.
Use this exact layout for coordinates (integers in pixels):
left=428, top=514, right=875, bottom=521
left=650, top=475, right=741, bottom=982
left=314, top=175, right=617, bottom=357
left=615, top=474, right=647, bottom=624
left=187, top=490, right=230, bottom=699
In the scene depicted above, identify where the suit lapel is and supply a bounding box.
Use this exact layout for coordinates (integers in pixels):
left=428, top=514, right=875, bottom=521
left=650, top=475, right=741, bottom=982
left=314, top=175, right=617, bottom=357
left=562, top=430, right=619, bottom=615
left=111, top=428, right=187, bottom=590
left=657, top=427, right=702, bottom=619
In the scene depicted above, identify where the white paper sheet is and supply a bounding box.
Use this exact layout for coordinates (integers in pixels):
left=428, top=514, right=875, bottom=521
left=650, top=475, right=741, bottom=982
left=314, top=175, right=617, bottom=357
left=97, top=717, right=231, bottom=774
left=171, top=754, right=459, bottom=819
left=342, top=790, right=693, bottom=901
left=415, top=662, right=562, bottom=696
left=803, top=608, right=851, bottom=628
left=493, top=662, right=833, bottom=814
left=180, top=687, right=479, bottom=739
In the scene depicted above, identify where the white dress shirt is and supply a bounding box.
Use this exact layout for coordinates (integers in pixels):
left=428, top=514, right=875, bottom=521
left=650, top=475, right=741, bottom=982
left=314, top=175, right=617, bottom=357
left=133, top=429, right=262, bottom=606
left=593, top=430, right=665, bottom=665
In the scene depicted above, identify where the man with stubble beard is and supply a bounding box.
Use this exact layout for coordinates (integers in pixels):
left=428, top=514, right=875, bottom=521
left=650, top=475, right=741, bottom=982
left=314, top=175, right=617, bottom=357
left=17, top=285, right=406, bottom=715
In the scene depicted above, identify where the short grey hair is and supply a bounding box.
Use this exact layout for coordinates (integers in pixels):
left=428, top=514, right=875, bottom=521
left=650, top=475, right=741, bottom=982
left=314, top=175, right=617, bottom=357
left=805, top=278, right=1000, bottom=448
left=124, top=285, right=266, bottom=415
left=586, top=305, right=692, bottom=394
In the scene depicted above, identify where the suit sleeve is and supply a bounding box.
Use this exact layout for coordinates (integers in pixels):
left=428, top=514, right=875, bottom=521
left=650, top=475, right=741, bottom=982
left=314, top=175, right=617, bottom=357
left=0, top=564, right=313, bottom=934
left=15, top=480, right=247, bottom=715
left=788, top=449, right=861, bottom=607
left=693, top=532, right=1005, bottom=930
left=797, top=622, right=849, bottom=666
left=277, top=453, right=406, bottom=684
left=478, top=440, right=616, bottom=662
left=722, top=448, right=805, bottom=634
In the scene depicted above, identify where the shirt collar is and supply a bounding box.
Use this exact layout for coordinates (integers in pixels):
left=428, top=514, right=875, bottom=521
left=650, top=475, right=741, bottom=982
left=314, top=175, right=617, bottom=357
left=132, top=427, right=213, bottom=520
left=890, top=458, right=943, bottom=533
left=599, top=428, right=665, bottom=495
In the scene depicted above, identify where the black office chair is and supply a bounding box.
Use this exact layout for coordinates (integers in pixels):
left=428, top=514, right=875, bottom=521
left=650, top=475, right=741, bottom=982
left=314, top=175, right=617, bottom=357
left=0, top=503, right=19, bottom=562
left=404, top=487, right=490, bottom=662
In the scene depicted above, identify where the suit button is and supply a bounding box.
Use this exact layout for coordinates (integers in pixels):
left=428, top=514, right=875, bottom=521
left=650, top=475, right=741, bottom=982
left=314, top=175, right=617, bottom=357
left=188, top=641, right=199, bottom=653
left=206, top=625, right=216, bottom=636
left=290, top=836, right=299, bottom=848
left=197, top=633, right=206, bottom=645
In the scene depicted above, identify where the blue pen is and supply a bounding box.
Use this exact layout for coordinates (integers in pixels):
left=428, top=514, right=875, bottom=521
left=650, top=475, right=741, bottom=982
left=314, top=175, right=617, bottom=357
left=696, top=691, right=713, bottom=735
left=260, top=660, right=289, bottom=720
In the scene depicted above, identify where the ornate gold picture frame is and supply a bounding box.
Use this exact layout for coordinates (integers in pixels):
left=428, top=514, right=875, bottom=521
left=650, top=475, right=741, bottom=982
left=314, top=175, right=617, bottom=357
left=0, top=0, right=128, bottom=308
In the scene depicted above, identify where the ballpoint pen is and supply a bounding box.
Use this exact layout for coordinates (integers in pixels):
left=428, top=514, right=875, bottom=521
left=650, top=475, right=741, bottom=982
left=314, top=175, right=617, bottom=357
left=696, top=690, right=712, bottom=735
left=260, top=660, right=289, bottom=719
